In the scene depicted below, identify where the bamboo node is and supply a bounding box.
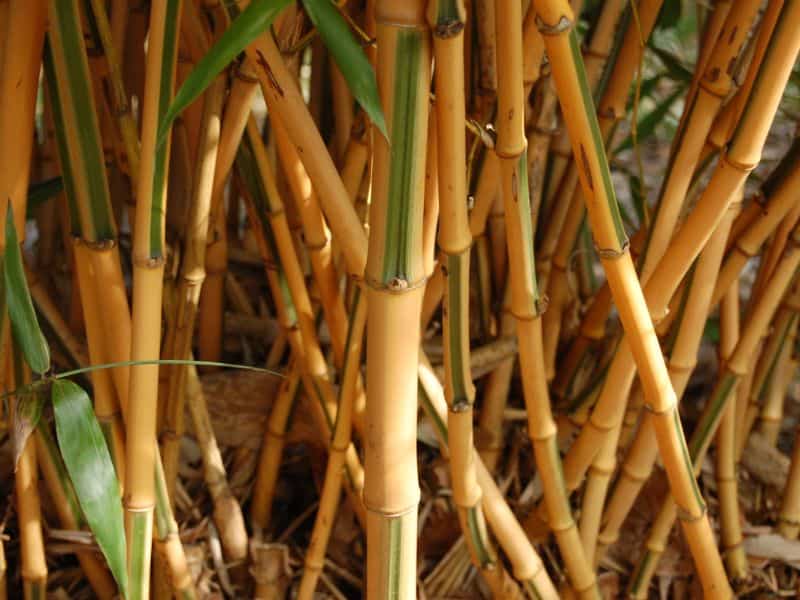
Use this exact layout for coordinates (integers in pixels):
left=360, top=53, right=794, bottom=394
left=432, top=20, right=465, bottom=39
left=594, top=237, right=630, bottom=260
left=364, top=273, right=428, bottom=293
left=675, top=501, right=707, bottom=523
left=363, top=500, right=419, bottom=519
left=721, top=151, right=758, bottom=174
left=450, top=398, right=472, bottom=413
left=530, top=123, right=560, bottom=137
left=302, top=236, right=329, bottom=252
left=133, top=255, right=165, bottom=268
left=233, top=59, right=259, bottom=84
left=509, top=307, right=540, bottom=322
left=733, top=240, right=758, bottom=259
left=582, top=45, right=609, bottom=61
left=667, top=360, right=696, bottom=374
left=781, top=296, right=800, bottom=313
left=535, top=15, right=572, bottom=36
left=81, top=238, right=117, bottom=251
left=534, top=295, right=549, bottom=316
left=642, top=394, right=677, bottom=416
left=721, top=540, right=744, bottom=556
left=547, top=516, right=578, bottom=534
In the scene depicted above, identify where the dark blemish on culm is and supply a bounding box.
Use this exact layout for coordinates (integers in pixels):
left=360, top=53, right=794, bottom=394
left=580, top=145, right=594, bottom=191
left=511, top=170, right=519, bottom=200
left=255, top=49, right=284, bottom=98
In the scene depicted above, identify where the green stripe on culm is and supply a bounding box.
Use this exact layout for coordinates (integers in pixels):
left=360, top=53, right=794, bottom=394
left=465, top=506, right=494, bottom=567
left=567, top=29, right=627, bottom=248
left=382, top=29, right=424, bottom=284
left=688, top=372, right=737, bottom=458
left=42, top=41, right=81, bottom=237
left=386, top=516, right=404, bottom=600
left=127, top=509, right=153, bottom=600
left=51, top=0, right=115, bottom=241
left=446, top=253, right=472, bottom=406
left=149, top=0, right=182, bottom=258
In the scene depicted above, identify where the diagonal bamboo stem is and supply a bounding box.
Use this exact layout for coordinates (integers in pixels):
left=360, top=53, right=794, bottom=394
left=495, top=0, right=599, bottom=595
left=428, top=1, right=516, bottom=594
left=533, top=0, right=735, bottom=594
left=125, top=1, right=182, bottom=596
left=629, top=230, right=800, bottom=597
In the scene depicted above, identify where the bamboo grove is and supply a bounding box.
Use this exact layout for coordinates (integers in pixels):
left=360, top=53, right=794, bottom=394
left=4, top=0, right=800, bottom=598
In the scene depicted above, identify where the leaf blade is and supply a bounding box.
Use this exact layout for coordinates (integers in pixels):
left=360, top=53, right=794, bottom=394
left=4, top=205, right=50, bottom=374
left=52, top=379, right=127, bottom=597
left=12, top=387, right=45, bottom=470
left=301, top=0, right=388, bottom=138
left=158, top=0, right=291, bottom=143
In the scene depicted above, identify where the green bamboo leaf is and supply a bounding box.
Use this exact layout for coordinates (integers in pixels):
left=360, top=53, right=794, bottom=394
left=300, top=0, right=388, bottom=138
left=12, top=385, right=46, bottom=470
left=158, top=0, right=291, bottom=145
left=649, top=45, right=693, bottom=83
left=27, top=176, right=64, bottom=216
left=4, top=205, right=50, bottom=374
left=52, top=379, right=127, bottom=597
left=656, top=0, right=682, bottom=30
left=616, top=87, right=684, bottom=152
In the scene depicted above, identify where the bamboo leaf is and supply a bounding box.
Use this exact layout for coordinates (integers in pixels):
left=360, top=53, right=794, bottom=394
left=54, top=358, right=285, bottom=381
left=616, top=87, right=683, bottom=152
left=4, top=205, right=50, bottom=374
left=27, top=177, right=64, bottom=216
left=656, top=0, right=682, bottom=30
left=649, top=45, right=693, bottom=83
left=52, top=379, right=127, bottom=596
left=300, top=0, right=388, bottom=138
left=158, top=0, right=291, bottom=144
left=12, top=386, right=46, bottom=470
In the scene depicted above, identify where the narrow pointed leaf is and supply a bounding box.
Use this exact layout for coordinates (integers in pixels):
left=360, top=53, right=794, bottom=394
left=4, top=205, right=50, bottom=374
left=52, top=379, right=127, bottom=597
left=12, top=386, right=46, bottom=470
left=27, top=176, right=64, bottom=216
left=301, top=0, right=388, bottom=138
left=616, top=87, right=683, bottom=153
left=158, top=0, right=291, bottom=144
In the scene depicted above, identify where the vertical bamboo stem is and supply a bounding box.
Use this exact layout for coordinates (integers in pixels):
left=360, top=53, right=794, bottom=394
left=297, top=288, right=366, bottom=599
left=364, top=5, right=429, bottom=597
left=1, top=3, right=47, bottom=597
left=125, top=2, right=182, bottom=596
left=250, top=360, right=301, bottom=533
left=429, top=1, right=514, bottom=594
left=13, top=354, right=48, bottom=599
left=162, top=76, right=225, bottom=502
left=417, top=360, right=558, bottom=597
left=716, top=275, right=747, bottom=580
left=495, top=0, right=598, bottom=595
left=757, top=319, right=798, bottom=445
left=235, top=137, right=367, bottom=529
